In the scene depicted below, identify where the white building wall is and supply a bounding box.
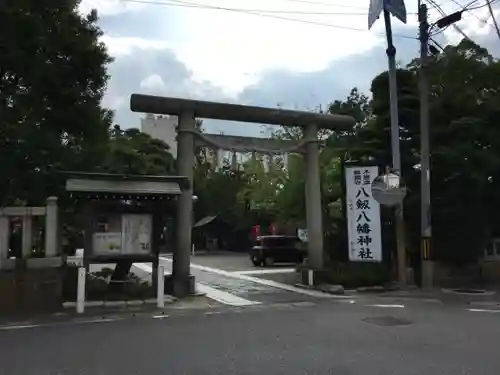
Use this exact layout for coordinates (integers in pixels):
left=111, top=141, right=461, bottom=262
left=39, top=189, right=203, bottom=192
left=140, top=113, right=178, bottom=158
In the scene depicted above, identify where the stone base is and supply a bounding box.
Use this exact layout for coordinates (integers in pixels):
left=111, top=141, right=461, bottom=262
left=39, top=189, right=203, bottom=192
left=0, top=267, right=63, bottom=315
left=164, top=274, right=196, bottom=298
left=1, top=257, right=64, bottom=271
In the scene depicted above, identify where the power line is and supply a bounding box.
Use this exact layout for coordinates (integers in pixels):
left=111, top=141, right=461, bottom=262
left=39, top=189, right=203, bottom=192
left=428, top=0, right=500, bottom=37
left=120, top=0, right=418, bottom=40
left=427, top=0, right=472, bottom=38
left=485, top=0, right=500, bottom=40
left=449, top=0, right=500, bottom=35
left=467, top=0, right=500, bottom=10
left=122, top=0, right=419, bottom=15
left=119, top=0, right=371, bottom=15
left=279, top=0, right=367, bottom=10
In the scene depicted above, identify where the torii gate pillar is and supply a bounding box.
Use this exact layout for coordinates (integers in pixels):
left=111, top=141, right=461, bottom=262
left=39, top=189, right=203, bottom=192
left=171, top=111, right=196, bottom=296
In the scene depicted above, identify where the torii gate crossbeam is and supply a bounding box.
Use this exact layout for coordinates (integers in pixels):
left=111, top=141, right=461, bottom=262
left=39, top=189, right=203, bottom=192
left=130, top=94, right=355, bottom=297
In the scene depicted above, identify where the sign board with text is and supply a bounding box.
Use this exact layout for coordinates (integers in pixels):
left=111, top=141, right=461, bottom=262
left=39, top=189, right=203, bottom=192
left=345, top=166, right=382, bottom=262
left=121, top=214, right=152, bottom=255
left=93, top=232, right=122, bottom=255
left=92, top=214, right=152, bottom=256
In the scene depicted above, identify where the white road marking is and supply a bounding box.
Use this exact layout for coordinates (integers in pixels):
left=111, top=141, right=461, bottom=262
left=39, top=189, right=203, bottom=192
left=468, top=308, right=500, bottom=313
left=0, top=324, right=39, bottom=331
left=75, top=318, right=120, bottom=324
left=366, top=304, right=405, bottom=308
left=344, top=300, right=356, bottom=304
left=195, top=283, right=261, bottom=307
left=159, top=257, right=352, bottom=299
left=204, top=311, right=222, bottom=315
left=134, top=263, right=260, bottom=307
left=234, top=268, right=296, bottom=275
left=152, top=315, right=169, bottom=319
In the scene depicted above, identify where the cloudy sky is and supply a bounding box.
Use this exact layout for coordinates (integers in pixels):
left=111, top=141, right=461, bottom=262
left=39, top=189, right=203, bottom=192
left=79, top=0, right=500, bottom=137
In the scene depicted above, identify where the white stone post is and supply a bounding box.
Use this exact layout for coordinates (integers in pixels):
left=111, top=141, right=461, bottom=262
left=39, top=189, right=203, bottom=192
left=0, top=217, right=9, bottom=269
left=45, top=196, right=58, bottom=257
left=77, top=267, right=86, bottom=313
left=308, top=269, right=314, bottom=286
left=157, top=265, right=165, bottom=308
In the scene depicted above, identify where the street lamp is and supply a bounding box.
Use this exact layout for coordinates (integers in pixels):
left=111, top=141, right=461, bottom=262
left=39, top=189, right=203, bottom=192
left=368, top=0, right=408, bottom=286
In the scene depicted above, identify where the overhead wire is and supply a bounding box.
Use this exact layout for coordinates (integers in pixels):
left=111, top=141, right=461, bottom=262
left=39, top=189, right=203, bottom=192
left=427, top=0, right=474, bottom=38
left=429, top=0, right=500, bottom=38
left=448, top=0, right=500, bottom=36
left=121, top=0, right=418, bottom=40
left=485, top=0, right=500, bottom=40
left=276, top=0, right=368, bottom=10
left=117, top=1, right=372, bottom=16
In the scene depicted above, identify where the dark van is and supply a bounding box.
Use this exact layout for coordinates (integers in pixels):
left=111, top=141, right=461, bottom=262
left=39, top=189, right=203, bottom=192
left=249, top=235, right=305, bottom=267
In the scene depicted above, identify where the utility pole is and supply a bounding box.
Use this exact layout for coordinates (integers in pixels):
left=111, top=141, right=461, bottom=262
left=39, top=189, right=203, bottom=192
left=418, top=2, right=433, bottom=289
left=383, top=9, right=407, bottom=286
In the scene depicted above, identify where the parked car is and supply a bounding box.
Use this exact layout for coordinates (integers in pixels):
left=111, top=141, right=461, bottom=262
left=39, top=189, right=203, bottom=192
left=249, top=235, right=305, bottom=267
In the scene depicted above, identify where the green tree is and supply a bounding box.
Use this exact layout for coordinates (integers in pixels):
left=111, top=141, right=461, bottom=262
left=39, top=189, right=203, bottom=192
left=194, top=161, right=248, bottom=226
left=0, top=0, right=112, bottom=205
left=237, top=156, right=288, bottom=214
left=103, top=126, right=175, bottom=175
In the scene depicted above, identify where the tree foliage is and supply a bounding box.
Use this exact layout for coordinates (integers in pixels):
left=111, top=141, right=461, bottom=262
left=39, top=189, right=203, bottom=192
left=103, top=126, right=175, bottom=175
left=0, top=0, right=112, bottom=204
left=332, top=40, right=500, bottom=264
left=193, top=39, right=500, bottom=265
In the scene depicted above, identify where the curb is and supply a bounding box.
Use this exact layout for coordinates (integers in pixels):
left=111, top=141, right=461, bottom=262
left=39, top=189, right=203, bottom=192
left=441, top=288, right=497, bottom=297
left=62, top=296, right=177, bottom=309
left=467, top=300, right=500, bottom=308
left=293, top=283, right=345, bottom=295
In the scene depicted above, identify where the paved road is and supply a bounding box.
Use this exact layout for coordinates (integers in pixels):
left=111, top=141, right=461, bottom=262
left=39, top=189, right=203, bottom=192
left=1, top=300, right=499, bottom=375
left=156, top=255, right=333, bottom=305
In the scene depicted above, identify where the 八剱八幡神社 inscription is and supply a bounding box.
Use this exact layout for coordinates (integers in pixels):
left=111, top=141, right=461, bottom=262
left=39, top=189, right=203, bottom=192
left=345, top=166, right=382, bottom=262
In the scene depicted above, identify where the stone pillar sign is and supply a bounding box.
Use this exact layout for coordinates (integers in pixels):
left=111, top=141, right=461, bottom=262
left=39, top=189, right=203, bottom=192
left=45, top=196, right=58, bottom=257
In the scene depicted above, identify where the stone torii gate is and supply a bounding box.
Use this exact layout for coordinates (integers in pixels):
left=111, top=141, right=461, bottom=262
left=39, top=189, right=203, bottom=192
left=130, top=94, right=355, bottom=297
left=195, top=133, right=298, bottom=173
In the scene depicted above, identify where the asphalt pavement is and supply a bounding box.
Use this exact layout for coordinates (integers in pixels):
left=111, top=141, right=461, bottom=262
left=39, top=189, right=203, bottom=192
left=1, top=299, right=499, bottom=375
left=156, top=254, right=332, bottom=305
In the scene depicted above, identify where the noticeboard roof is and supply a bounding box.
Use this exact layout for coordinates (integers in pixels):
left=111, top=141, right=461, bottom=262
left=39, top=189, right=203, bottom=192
left=63, top=172, right=188, bottom=196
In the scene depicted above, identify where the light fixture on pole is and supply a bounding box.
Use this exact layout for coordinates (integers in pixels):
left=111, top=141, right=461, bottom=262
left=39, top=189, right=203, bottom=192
left=368, top=0, right=408, bottom=285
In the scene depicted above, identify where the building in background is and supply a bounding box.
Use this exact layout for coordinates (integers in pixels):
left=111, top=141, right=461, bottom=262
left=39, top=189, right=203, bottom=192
left=140, top=113, right=178, bottom=157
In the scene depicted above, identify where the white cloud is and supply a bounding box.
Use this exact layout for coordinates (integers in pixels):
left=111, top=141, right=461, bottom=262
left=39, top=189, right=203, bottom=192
left=172, top=0, right=409, bottom=93
left=101, top=35, right=172, bottom=56
left=89, top=0, right=500, bottom=135
left=140, top=74, right=165, bottom=91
